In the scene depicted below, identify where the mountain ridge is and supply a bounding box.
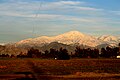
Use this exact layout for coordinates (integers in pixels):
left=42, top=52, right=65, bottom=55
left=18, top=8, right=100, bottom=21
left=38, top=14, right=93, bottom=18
left=14, top=31, right=120, bottom=48
left=0, top=31, right=120, bottom=55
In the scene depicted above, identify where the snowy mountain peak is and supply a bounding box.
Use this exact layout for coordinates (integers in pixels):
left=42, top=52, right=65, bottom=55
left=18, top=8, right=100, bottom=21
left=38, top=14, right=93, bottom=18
left=98, top=35, right=118, bottom=42
left=98, top=35, right=119, bottom=46
left=61, top=31, right=85, bottom=37
left=15, top=31, right=120, bottom=48
left=65, top=31, right=83, bottom=34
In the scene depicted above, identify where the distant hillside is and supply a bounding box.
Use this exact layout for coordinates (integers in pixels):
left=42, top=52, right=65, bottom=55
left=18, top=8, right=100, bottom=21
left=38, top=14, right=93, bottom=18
left=0, top=31, right=120, bottom=55
left=14, top=31, right=120, bottom=48
left=0, top=44, right=27, bottom=55
left=39, top=42, right=75, bottom=54
left=14, top=31, right=101, bottom=48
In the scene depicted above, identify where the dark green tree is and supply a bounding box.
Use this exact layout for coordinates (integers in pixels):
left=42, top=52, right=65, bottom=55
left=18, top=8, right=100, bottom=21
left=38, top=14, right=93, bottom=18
left=101, top=48, right=107, bottom=58
left=75, top=46, right=83, bottom=58
left=58, top=47, right=70, bottom=60
left=27, top=48, right=40, bottom=58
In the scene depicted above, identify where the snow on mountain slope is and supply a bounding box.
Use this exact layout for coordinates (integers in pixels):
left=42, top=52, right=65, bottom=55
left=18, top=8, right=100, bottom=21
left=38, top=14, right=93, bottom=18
left=54, top=31, right=101, bottom=47
left=98, top=35, right=118, bottom=42
left=16, top=37, right=53, bottom=48
left=98, top=35, right=119, bottom=46
left=15, top=31, right=119, bottom=48
left=0, top=43, right=5, bottom=46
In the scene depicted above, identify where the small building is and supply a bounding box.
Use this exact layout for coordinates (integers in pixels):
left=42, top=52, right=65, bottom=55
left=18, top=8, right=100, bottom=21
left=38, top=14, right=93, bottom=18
left=117, top=56, right=120, bottom=58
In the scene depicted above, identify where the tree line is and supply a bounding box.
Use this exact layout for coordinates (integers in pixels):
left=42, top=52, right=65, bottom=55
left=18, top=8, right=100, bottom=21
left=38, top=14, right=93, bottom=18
left=0, top=43, right=120, bottom=60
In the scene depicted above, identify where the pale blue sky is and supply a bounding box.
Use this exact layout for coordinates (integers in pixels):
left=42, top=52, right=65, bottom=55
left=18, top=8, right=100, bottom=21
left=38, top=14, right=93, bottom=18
left=0, top=0, right=120, bottom=43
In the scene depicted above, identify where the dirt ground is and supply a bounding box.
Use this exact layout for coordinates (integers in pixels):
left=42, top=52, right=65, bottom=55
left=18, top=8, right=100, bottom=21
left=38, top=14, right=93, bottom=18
left=0, top=58, right=120, bottom=80
left=0, top=73, right=120, bottom=80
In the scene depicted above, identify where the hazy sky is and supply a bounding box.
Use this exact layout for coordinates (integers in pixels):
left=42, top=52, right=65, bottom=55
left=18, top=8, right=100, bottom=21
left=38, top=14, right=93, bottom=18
left=0, top=0, right=120, bottom=43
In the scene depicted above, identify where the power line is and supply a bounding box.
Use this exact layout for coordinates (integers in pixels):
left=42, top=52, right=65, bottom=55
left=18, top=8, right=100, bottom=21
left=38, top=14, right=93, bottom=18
left=32, top=0, right=43, bottom=37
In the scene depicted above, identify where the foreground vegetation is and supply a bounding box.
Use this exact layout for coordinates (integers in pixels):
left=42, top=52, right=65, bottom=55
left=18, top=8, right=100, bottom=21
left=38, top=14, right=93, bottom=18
left=0, top=58, right=120, bottom=75
left=1, top=43, right=120, bottom=60
left=0, top=58, right=120, bottom=79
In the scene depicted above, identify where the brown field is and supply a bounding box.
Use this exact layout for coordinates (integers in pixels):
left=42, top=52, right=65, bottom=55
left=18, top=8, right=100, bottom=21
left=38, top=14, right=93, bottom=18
left=0, top=58, right=120, bottom=80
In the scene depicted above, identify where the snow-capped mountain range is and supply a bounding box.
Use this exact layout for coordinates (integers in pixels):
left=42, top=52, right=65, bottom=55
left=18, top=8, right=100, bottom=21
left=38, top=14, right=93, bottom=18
left=14, top=31, right=120, bottom=48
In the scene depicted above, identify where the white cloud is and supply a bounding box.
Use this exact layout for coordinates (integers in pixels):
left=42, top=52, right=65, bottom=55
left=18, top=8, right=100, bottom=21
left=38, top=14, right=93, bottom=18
left=0, top=1, right=118, bottom=32
left=0, top=0, right=113, bottom=27
left=110, top=11, right=120, bottom=15
left=41, top=1, right=102, bottom=12
left=58, top=1, right=83, bottom=5
left=0, top=11, right=105, bottom=23
left=0, top=11, right=25, bottom=17
left=75, top=6, right=103, bottom=11
left=0, top=0, right=104, bottom=18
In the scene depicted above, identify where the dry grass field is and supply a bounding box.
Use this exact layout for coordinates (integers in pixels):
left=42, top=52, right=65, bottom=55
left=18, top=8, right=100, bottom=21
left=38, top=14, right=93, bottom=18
left=0, top=58, right=120, bottom=80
